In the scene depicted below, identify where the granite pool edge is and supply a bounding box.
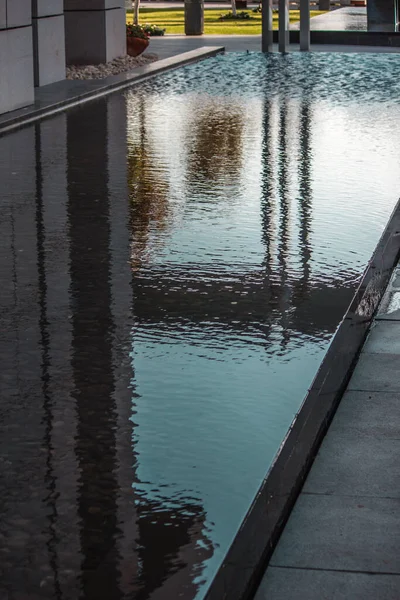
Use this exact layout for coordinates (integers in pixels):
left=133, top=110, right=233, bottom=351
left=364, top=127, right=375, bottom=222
left=0, top=47, right=224, bottom=137
left=205, top=197, right=400, bottom=600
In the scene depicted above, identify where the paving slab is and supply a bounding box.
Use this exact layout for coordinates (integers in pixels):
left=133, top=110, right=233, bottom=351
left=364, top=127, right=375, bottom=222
left=291, top=6, right=367, bottom=31
left=255, top=254, right=400, bottom=598
left=362, top=321, right=400, bottom=354
left=269, top=494, right=400, bottom=573
left=255, top=567, right=400, bottom=600
left=310, top=390, right=400, bottom=438
left=302, top=431, right=400, bottom=497
left=347, top=353, right=400, bottom=392
left=377, top=264, right=400, bottom=320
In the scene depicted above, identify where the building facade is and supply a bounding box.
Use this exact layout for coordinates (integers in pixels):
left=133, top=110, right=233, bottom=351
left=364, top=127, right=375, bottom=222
left=0, top=0, right=126, bottom=115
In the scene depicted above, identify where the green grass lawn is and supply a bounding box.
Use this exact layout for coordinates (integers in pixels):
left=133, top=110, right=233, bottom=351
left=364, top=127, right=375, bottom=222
left=127, top=8, right=327, bottom=35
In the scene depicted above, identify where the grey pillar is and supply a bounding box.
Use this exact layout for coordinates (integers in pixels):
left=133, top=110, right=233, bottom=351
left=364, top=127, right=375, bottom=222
left=32, top=0, right=65, bottom=86
left=0, top=0, right=34, bottom=114
left=184, top=0, right=204, bottom=35
left=262, top=0, right=273, bottom=52
left=64, top=0, right=126, bottom=65
left=279, top=0, right=289, bottom=52
left=319, top=0, right=330, bottom=11
left=367, top=0, right=398, bottom=31
left=300, top=0, right=310, bottom=50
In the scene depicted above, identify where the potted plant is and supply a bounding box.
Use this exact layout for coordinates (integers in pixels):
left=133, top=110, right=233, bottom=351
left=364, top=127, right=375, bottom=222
left=126, top=24, right=150, bottom=57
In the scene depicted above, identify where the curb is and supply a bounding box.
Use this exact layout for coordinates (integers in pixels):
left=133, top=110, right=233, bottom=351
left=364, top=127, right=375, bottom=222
left=205, top=198, right=400, bottom=600
left=0, top=46, right=224, bottom=137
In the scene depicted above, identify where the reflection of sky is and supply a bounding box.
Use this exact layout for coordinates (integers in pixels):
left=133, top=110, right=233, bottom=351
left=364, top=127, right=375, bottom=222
left=131, top=337, right=324, bottom=590
left=126, top=53, right=400, bottom=597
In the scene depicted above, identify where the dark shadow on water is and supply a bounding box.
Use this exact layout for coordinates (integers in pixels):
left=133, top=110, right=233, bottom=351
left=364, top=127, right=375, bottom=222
left=35, top=122, right=62, bottom=600
left=0, top=97, right=214, bottom=600
left=67, top=102, right=122, bottom=599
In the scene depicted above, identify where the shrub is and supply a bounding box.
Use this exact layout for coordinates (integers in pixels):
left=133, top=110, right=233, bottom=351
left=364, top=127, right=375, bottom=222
left=126, top=24, right=149, bottom=40
left=218, top=11, right=252, bottom=20
left=142, top=23, right=166, bottom=36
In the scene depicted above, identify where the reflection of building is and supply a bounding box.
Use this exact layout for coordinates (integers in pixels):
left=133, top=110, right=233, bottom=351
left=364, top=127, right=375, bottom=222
left=0, top=0, right=126, bottom=115
left=0, top=94, right=213, bottom=600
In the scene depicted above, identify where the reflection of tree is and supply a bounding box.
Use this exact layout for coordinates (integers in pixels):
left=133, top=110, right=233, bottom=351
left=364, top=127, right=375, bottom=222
left=185, top=99, right=245, bottom=190
left=127, top=95, right=170, bottom=272
left=127, top=94, right=215, bottom=599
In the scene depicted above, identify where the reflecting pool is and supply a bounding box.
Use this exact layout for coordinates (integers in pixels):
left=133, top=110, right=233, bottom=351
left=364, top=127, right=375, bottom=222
left=1, top=52, right=400, bottom=600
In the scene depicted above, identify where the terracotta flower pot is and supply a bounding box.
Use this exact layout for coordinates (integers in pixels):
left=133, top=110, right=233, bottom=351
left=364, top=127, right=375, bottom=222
left=127, top=36, right=149, bottom=57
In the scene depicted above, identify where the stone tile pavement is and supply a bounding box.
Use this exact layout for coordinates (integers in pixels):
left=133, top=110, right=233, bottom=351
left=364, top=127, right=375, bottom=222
left=291, top=6, right=367, bottom=31
left=254, top=265, right=400, bottom=599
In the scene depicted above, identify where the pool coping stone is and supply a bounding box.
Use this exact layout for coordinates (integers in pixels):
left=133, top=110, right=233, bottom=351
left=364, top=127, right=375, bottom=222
left=0, top=46, right=224, bottom=136
left=204, top=197, right=400, bottom=600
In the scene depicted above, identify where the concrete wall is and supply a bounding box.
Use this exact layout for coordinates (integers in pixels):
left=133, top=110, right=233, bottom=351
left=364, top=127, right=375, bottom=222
left=0, top=0, right=127, bottom=115
left=32, top=0, right=66, bottom=86
left=0, top=0, right=34, bottom=114
left=64, top=0, right=126, bottom=65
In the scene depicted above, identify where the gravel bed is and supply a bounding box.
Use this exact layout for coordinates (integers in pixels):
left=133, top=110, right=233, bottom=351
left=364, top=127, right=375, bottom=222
left=66, top=53, right=158, bottom=80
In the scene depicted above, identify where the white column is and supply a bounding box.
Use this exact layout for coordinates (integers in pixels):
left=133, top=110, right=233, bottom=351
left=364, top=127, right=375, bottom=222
left=32, top=0, right=65, bottom=86
left=300, top=0, right=310, bottom=51
left=0, top=0, right=34, bottom=114
left=278, top=0, right=289, bottom=53
left=184, top=0, right=204, bottom=35
left=319, top=0, right=330, bottom=10
left=261, top=0, right=274, bottom=52
left=64, top=0, right=126, bottom=65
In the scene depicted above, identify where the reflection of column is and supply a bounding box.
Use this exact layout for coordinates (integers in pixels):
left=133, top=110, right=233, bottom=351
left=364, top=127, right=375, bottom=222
left=298, top=101, right=312, bottom=289
left=0, top=126, right=51, bottom=591
left=260, top=98, right=275, bottom=277
left=37, top=114, right=82, bottom=597
left=64, top=0, right=126, bottom=65
left=67, top=100, right=122, bottom=600
left=277, top=101, right=291, bottom=348
left=106, top=93, right=140, bottom=596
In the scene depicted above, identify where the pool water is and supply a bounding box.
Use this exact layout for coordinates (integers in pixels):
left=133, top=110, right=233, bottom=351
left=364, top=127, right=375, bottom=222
left=1, top=52, right=400, bottom=600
